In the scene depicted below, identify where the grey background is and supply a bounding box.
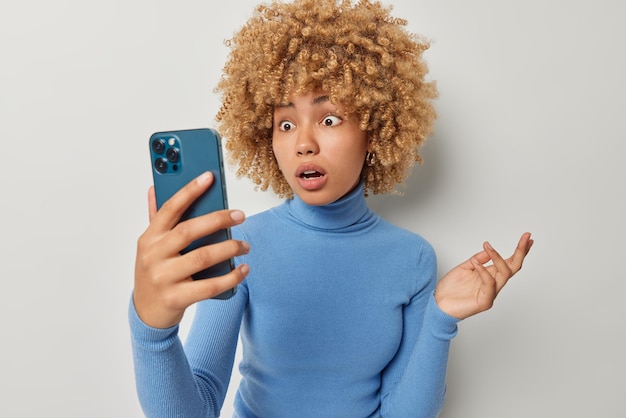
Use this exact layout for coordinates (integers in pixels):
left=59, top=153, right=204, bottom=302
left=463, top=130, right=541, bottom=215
left=1, top=0, right=624, bottom=417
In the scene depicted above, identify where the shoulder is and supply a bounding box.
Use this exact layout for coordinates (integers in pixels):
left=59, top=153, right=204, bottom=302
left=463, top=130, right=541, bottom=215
left=374, top=218, right=438, bottom=278
left=349, top=214, right=437, bottom=278
left=377, top=217, right=435, bottom=254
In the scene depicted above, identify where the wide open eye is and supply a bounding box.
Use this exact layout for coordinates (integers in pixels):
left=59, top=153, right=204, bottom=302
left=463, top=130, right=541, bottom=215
left=278, top=120, right=295, bottom=131
left=321, top=115, right=342, bottom=127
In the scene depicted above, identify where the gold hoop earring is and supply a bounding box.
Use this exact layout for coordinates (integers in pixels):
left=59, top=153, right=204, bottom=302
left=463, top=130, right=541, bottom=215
left=366, top=152, right=376, bottom=167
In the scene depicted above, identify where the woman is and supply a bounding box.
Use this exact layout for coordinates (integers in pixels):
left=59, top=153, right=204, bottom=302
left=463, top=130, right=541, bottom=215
left=130, top=1, right=533, bottom=417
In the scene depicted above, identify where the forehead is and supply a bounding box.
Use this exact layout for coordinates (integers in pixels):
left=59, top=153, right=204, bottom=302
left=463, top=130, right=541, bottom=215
left=273, top=90, right=357, bottom=120
left=277, top=92, right=330, bottom=108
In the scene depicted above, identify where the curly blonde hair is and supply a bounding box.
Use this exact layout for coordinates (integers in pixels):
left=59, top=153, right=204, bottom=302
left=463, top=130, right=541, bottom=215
left=215, top=0, right=437, bottom=198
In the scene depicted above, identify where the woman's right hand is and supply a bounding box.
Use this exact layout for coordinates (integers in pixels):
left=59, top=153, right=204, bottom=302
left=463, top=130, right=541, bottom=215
left=133, top=171, right=250, bottom=329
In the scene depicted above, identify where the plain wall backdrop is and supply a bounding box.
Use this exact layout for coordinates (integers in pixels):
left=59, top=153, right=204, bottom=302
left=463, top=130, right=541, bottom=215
left=1, top=0, right=624, bottom=417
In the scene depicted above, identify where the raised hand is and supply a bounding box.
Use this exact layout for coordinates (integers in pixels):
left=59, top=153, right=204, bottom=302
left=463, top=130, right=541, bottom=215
left=133, top=172, right=250, bottom=329
left=434, top=232, right=534, bottom=320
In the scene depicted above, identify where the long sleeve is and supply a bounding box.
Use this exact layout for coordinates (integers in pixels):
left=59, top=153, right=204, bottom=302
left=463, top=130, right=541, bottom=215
left=379, top=245, right=460, bottom=418
left=129, top=182, right=462, bottom=417
left=128, top=286, right=247, bottom=418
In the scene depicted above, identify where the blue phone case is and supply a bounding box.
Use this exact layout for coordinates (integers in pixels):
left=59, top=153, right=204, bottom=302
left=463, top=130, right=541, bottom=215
left=149, top=128, right=235, bottom=299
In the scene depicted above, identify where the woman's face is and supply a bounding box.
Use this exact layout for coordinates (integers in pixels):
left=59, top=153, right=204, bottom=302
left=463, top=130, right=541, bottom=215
left=272, top=91, right=369, bottom=206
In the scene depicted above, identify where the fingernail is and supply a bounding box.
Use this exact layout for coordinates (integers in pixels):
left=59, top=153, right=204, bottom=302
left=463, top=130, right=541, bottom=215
left=485, top=242, right=494, bottom=250
left=196, top=171, right=213, bottom=185
left=230, top=210, right=245, bottom=223
left=242, top=241, right=250, bottom=252
left=239, top=264, right=250, bottom=275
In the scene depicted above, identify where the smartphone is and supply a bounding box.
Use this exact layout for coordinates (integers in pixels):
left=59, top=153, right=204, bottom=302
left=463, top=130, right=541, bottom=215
left=149, top=128, right=236, bottom=299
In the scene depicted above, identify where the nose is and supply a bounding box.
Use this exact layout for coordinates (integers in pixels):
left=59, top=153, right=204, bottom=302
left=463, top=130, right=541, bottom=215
left=296, top=126, right=320, bottom=156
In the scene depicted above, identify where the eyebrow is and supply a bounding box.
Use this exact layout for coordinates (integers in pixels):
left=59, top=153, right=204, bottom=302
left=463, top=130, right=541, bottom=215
left=276, top=95, right=330, bottom=108
left=312, top=95, right=330, bottom=105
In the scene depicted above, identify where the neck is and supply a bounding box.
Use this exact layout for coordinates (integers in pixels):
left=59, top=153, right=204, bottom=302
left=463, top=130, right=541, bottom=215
left=285, top=181, right=372, bottom=231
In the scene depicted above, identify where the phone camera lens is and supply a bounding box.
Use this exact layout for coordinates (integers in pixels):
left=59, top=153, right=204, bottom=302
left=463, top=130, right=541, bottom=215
left=152, top=139, right=165, bottom=154
left=155, top=158, right=168, bottom=173
left=166, top=147, right=179, bottom=163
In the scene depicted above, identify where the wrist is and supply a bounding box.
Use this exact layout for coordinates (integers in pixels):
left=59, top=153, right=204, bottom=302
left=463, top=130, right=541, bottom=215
left=132, top=292, right=184, bottom=329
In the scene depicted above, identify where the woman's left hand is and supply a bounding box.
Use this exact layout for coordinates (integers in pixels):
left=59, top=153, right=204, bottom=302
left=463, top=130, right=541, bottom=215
left=435, top=232, right=534, bottom=320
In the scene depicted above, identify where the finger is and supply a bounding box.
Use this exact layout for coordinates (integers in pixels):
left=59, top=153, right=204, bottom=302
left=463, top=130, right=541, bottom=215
left=507, top=232, right=533, bottom=272
left=179, top=263, right=250, bottom=304
left=471, top=257, right=497, bottom=303
left=458, top=250, right=490, bottom=270
left=175, top=239, right=251, bottom=280
left=483, top=241, right=513, bottom=278
left=165, top=209, right=246, bottom=255
left=152, top=171, right=214, bottom=231
left=515, top=232, right=533, bottom=253
left=148, top=186, right=157, bottom=222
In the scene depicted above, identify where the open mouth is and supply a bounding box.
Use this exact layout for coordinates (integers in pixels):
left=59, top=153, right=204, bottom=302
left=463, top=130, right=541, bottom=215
left=300, top=170, right=324, bottom=179
left=296, top=165, right=327, bottom=190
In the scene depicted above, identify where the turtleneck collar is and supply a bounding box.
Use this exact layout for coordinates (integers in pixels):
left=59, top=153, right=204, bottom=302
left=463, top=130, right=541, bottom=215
left=282, top=181, right=376, bottom=231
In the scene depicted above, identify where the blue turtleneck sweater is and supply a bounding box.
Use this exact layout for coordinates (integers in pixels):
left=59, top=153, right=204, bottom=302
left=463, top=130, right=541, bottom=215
left=129, top=184, right=459, bottom=417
